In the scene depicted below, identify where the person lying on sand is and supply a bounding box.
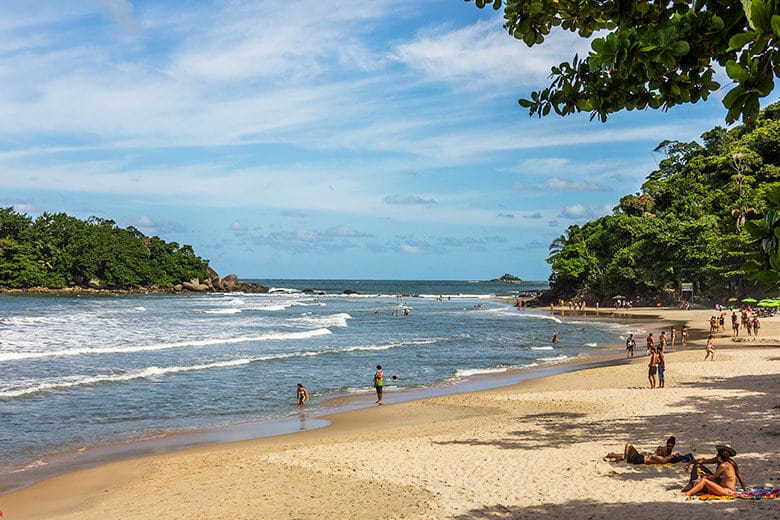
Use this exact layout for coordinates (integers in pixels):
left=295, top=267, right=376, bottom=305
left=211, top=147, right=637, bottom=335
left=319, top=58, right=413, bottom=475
left=682, top=444, right=747, bottom=494
left=604, top=436, right=683, bottom=464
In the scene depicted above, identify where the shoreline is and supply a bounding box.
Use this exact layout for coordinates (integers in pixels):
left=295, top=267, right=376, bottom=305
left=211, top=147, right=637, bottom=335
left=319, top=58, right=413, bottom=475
left=0, top=329, right=631, bottom=494
left=0, top=304, right=657, bottom=493
left=3, top=307, right=778, bottom=519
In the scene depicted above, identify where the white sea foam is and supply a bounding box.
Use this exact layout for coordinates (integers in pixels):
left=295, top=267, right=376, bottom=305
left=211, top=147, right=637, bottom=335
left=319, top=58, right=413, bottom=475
left=455, top=366, right=510, bottom=377
left=202, top=308, right=242, bottom=315
left=340, top=339, right=440, bottom=353
left=585, top=342, right=598, bottom=347
left=538, top=354, right=569, bottom=362
left=268, top=287, right=302, bottom=294
left=0, top=328, right=333, bottom=362
left=520, top=313, right=562, bottom=323
left=291, top=313, right=351, bottom=328
left=530, top=346, right=554, bottom=350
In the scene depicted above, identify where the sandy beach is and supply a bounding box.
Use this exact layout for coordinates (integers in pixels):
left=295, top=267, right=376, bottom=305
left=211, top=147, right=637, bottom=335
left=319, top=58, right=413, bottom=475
left=2, top=307, right=778, bottom=519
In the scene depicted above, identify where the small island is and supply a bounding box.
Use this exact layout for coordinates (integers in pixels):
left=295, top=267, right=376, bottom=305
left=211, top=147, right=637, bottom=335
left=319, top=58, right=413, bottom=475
left=491, top=273, right=523, bottom=283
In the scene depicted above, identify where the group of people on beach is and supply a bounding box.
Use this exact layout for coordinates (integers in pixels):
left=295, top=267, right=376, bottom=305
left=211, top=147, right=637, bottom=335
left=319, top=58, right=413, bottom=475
left=295, top=364, right=392, bottom=408
left=604, top=438, right=748, bottom=498
left=626, top=326, right=689, bottom=388
left=708, top=307, right=762, bottom=338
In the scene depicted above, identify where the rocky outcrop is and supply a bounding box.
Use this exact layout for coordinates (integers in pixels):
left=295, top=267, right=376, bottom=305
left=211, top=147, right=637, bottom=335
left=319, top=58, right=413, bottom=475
left=175, top=270, right=268, bottom=294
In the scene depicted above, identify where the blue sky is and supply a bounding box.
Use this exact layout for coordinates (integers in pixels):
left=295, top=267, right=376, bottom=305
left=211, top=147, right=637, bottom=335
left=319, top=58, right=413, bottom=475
left=0, top=1, right=737, bottom=281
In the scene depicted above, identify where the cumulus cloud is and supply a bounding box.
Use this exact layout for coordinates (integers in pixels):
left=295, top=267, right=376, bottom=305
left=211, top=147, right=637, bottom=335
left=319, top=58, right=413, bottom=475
left=384, top=194, right=437, bottom=205
left=560, top=204, right=591, bottom=219
left=497, top=212, right=514, bottom=219
left=525, top=212, right=543, bottom=219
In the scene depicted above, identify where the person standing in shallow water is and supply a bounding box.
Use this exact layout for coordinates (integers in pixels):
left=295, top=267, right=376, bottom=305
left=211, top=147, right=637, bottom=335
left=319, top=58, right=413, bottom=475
left=373, top=365, right=384, bottom=405
left=296, top=383, right=308, bottom=407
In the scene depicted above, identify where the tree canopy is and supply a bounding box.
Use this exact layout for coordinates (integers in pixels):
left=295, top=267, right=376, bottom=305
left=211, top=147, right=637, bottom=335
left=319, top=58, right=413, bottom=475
left=0, top=209, right=209, bottom=290
left=468, top=0, right=780, bottom=123
left=545, top=101, right=780, bottom=301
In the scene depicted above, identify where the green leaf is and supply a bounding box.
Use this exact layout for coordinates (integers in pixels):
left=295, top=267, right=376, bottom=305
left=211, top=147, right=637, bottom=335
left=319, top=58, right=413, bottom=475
left=749, top=0, right=770, bottom=32
left=758, top=269, right=779, bottom=284
left=725, top=61, right=749, bottom=82
left=767, top=187, right=780, bottom=205
left=772, top=15, right=780, bottom=37
left=728, top=31, right=757, bottom=50
left=743, top=0, right=755, bottom=30
left=671, top=41, right=690, bottom=56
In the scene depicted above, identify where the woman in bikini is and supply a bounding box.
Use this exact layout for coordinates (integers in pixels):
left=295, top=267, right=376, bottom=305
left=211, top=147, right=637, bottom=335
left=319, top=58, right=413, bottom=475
left=684, top=446, right=745, bottom=496
left=704, top=334, right=715, bottom=361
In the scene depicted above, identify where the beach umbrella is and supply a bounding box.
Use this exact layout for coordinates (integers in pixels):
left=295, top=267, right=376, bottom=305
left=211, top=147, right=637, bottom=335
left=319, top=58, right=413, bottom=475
left=741, top=297, right=758, bottom=303
left=612, top=295, right=626, bottom=299
left=727, top=297, right=738, bottom=302
left=757, top=300, right=774, bottom=307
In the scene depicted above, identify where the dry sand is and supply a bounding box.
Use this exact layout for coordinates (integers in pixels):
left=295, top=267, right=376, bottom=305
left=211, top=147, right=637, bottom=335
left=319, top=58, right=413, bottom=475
left=2, top=307, right=778, bottom=519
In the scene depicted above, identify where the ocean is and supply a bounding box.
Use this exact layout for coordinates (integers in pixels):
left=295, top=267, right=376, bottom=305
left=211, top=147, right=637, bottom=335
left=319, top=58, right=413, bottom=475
left=0, top=279, right=635, bottom=490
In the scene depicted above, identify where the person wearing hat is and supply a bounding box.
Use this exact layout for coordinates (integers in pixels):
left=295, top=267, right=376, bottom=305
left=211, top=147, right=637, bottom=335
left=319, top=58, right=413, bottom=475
left=682, top=444, right=747, bottom=495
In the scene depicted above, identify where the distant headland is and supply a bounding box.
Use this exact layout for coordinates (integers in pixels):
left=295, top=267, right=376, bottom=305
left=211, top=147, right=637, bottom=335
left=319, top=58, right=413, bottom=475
left=0, top=207, right=267, bottom=295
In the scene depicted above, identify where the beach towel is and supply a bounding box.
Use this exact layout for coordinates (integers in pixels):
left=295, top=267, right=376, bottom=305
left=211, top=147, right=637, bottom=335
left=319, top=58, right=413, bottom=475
left=687, top=487, right=780, bottom=501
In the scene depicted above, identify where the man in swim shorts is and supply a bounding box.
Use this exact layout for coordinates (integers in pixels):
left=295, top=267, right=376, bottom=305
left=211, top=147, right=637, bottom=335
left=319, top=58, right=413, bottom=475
left=604, top=436, right=681, bottom=464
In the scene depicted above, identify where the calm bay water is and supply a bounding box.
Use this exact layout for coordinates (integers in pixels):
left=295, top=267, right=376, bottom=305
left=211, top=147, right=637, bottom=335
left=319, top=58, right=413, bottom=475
left=0, top=279, right=634, bottom=488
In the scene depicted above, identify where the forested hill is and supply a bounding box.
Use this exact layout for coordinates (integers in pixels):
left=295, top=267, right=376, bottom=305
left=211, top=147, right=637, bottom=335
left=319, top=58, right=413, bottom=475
left=547, top=101, right=780, bottom=303
left=0, top=209, right=210, bottom=291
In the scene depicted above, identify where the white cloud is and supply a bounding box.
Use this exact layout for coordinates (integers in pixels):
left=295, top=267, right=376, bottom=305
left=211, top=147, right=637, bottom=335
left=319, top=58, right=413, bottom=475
left=384, top=194, right=437, bottom=205
left=400, top=243, right=422, bottom=254
left=560, top=204, right=591, bottom=219
left=391, top=19, right=589, bottom=89
left=546, top=177, right=608, bottom=192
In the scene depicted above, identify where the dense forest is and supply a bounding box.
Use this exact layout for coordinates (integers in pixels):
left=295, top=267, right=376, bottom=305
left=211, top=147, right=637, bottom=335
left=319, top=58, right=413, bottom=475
left=0, top=209, right=209, bottom=290
left=546, top=101, right=780, bottom=303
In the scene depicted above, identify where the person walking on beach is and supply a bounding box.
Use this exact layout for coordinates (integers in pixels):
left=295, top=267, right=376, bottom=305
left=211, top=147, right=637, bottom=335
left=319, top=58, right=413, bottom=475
left=681, top=326, right=688, bottom=348
left=296, top=383, right=309, bottom=407
left=670, top=327, right=677, bottom=350
left=373, top=365, right=385, bottom=405
left=752, top=316, right=760, bottom=337
left=704, top=334, right=716, bottom=361
left=648, top=347, right=659, bottom=389
left=646, top=333, right=654, bottom=356
left=732, top=311, right=740, bottom=338
left=625, top=334, right=636, bottom=358
left=659, top=331, right=668, bottom=353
